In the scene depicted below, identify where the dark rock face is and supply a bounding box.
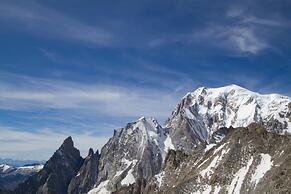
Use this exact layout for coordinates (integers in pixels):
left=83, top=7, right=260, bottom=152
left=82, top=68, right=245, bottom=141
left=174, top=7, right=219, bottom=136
left=68, top=148, right=100, bottom=194
left=137, top=125, right=291, bottom=194
left=14, top=137, right=83, bottom=194
left=163, top=150, right=188, bottom=170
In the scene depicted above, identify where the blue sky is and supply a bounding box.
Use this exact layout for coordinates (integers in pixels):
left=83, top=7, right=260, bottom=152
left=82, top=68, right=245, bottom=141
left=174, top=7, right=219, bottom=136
left=0, top=0, right=291, bottom=160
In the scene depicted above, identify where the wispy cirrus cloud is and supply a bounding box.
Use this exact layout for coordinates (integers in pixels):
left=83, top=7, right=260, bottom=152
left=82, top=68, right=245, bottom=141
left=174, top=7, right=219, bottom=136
left=0, top=1, right=114, bottom=46
left=174, top=5, right=290, bottom=55
left=0, top=126, right=109, bottom=160
left=0, top=71, right=188, bottom=160
left=227, top=6, right=290, bottom=27
left=192, top=25, right=268, bottom=55
left=0, top=73, right=182, bottom=119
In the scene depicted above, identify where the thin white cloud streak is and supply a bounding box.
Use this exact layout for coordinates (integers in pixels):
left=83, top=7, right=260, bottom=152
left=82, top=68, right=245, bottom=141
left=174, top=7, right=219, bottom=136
left=241, top=16, right=290, bottom=27
left=165, top=6, right=289, bottom=55
left=192, top=25, right=268, bottom=55
left=226, top=7, right=244, bottom=18
left=0, top=73, right=181, bottom=119
left=0, top=126, right=109, bottom=160
left=0, top=2, right=114, bottom=46
left=0, top=70, right=190, bottom=160
left=227, top=6, right=290, bottom=27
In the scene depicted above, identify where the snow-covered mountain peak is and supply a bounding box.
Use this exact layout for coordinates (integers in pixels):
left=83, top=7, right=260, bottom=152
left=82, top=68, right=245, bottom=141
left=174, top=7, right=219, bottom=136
left=137, top=116, right=146, bottom=121
left=123, top=117, right=160, bottom=138
left=188, top=84, right=253, bottom=99
left=168, top=85, right=291, bottom=149
left=89, top=117, right=168, bottom=194
left=0, top=164, right=14, bottom=173
left=129, top=117, right=173, bottom=159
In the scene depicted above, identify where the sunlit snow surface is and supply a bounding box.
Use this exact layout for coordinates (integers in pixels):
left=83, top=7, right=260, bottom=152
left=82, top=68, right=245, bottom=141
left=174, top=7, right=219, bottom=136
left=134, top=117, right=175, bottom=160
left=155, top=171, right=165, bottom=188
left=0, top=163, right=43, bottom=174
left=87, top=180, right=110, bottom=194
left=121, top=168, right=135, bottom=186
left=179, top=84, right=291, bottom=134
left=251, top=154, right=273, bottom=186
left=0, top=164, right=13, bottom=173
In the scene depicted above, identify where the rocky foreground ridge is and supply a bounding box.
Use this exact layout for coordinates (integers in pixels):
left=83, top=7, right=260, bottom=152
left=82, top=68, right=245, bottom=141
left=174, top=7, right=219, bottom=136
left=3, top=84, right=290, bottom=194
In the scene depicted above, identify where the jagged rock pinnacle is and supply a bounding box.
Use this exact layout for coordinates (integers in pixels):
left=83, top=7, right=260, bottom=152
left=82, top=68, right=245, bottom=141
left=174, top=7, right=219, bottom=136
left=88, top=148, right=94, bottom=156
left=61, top=136, right=74, bottom=149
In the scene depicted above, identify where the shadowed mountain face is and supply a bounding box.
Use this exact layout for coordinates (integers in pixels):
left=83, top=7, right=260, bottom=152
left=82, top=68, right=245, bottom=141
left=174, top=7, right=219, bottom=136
left=68, top=148, right=100, bottom=194
left=14, top=137, right=83, bottom=194
left=7, top=85, right=291, bottom=194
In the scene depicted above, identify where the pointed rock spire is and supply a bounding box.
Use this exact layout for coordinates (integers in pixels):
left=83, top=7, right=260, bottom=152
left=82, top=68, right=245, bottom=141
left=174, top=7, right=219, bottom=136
left=61, top=136, right=74, bottom=149
left=14, top=136, right=83, bottom=194
left=88, top=148, right=94, bottom=156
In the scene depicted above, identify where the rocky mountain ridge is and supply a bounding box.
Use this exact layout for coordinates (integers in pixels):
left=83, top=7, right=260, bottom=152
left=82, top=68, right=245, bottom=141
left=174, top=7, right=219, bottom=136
left=118, top=124, right=291, bottom=194
left=14, top=137, right=83, bottom=194
left=166, top=84, right=290, bottom=153
left=5, top=84, right=290, bottom=194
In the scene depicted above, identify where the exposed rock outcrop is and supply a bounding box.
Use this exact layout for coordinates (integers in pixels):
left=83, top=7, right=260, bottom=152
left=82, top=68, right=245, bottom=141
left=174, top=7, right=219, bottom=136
left=14, top=137, right=83, bottom=194
left=88, top=117, right=166, bottom=194
left=11, top=85, right=291, bottom=194
left=68, top=148, right=100, bottom=194
left=139, top=125, right=291, bottom=194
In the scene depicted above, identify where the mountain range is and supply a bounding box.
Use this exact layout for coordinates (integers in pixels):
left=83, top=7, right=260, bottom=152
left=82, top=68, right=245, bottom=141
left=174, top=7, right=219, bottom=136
left=0, top=163, right=43, bottom=191
left=1, top=84, right=290, bottom=194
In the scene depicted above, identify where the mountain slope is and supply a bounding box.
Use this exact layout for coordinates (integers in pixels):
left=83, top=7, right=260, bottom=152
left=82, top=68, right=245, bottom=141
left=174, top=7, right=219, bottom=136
left=68, top=148, right=100, bottom=194
left=14, top=137, right=83, bottom=194
left=88, top=117, right=173, bottom=194
left=140, top=124, right=291, bottom=194
left=87, top=85, right=290, bottom=193
left=9, top=84, right=291, bottom=194
left=166, top=84, right=291, bottom=153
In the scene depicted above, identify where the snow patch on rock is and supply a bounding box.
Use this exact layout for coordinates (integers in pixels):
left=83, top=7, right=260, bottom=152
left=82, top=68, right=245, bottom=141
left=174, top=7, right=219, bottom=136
left=228, top=157, right=253, bottom=194
left=121, top=168, right=135, bottom=186
left=155, top=171, right=165, bottom=188
left=251, top=154, right=273, bottom=186
left=88, top=180, right=110, bottom=194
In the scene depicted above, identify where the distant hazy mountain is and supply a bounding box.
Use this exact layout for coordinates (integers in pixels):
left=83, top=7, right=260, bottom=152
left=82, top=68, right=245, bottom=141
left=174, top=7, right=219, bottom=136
left=7, top=85, right=290, bottom=194
left=0, top=159, right=45, bottom=167
left=0, top=163, right=43, bottom=191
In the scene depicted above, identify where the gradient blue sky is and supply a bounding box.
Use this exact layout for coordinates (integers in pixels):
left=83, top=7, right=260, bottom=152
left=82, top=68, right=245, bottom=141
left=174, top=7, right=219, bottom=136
left=0, top=0, right=291, bottom=160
